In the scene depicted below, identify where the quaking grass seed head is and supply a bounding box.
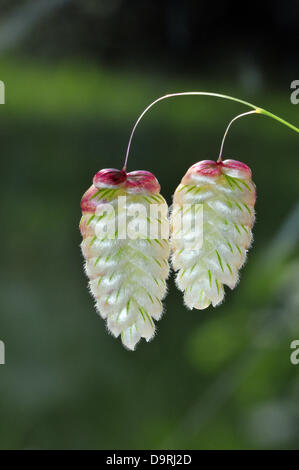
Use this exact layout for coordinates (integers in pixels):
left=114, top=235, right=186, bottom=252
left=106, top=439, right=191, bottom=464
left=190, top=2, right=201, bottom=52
left=170, top=158, right=256, bottom=309
left=80, top=167, right=170, bottom=350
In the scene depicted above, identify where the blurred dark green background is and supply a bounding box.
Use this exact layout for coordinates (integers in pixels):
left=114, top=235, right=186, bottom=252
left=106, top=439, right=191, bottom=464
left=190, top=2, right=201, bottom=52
left=0, top=0, right=299, bottom=450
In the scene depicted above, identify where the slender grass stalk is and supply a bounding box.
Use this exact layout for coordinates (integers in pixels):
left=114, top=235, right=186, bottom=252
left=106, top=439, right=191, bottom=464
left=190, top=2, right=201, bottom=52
left=123, top=92, right=299, bottom=171
left=217, top=110, right=257, bottom=162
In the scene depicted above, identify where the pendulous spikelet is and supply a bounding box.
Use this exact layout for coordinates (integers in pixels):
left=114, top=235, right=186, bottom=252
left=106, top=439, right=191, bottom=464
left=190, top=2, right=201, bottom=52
left=170, top=159, right=256, bottom=310
left=80, top=168, right=170, bottom=350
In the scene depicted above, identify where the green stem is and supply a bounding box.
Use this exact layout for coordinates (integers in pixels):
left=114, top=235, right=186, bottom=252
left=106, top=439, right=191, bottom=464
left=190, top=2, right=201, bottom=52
left=258, top=108, right=299, bottom=134
left=123, top=92, right=299, bottom=170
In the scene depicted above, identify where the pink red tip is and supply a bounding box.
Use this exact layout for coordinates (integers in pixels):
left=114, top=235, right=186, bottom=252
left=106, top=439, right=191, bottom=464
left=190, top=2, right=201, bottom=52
left=92, top=168, right=160, bottom=194
left=186, top=159, right=252, bottom=180
left=93, top=168, right=127, bottom=187
left=125, top=170, right=160, bottom=193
